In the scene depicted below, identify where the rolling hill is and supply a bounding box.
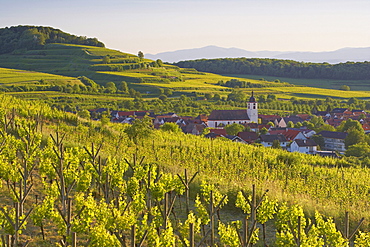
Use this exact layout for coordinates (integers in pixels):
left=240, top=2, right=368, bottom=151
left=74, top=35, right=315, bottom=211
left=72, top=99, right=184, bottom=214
left=146, top=45, right=370, bottom=63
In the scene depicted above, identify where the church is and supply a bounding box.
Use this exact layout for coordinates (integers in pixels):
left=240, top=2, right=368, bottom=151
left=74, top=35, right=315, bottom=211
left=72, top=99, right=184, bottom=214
left=207, top=92, right=258, bottom=128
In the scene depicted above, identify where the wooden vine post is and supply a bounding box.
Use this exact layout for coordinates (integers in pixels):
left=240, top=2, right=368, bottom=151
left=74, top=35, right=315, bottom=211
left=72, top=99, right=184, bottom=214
left=177, top=169, right=198, bottom=215
left=240, top=185, right=269, bottom=247
left=341, top=211, right=365, bottom=242
left=51, top=132, right=84, bottom=247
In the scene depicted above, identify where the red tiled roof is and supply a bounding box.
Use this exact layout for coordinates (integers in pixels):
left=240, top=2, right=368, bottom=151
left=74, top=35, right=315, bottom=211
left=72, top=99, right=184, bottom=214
left=363, top=124, right=370, bottom=131
left=210, top=129, right=227, bottom=135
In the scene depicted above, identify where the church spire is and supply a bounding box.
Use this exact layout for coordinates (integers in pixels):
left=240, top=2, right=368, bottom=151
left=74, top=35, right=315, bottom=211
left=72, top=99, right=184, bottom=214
left=249, top=91, right=256, bottom=102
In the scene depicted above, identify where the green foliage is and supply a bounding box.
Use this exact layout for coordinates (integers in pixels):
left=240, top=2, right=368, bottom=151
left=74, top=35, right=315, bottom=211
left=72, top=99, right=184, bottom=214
left=160, top=122, right=182, bottom=133
left=344, top=128, right=366, bottom=149
left=175, top=58, right=370, bottom=80
left=225, top=123, right=244, bottom=135
left=1, top=94, right=370, bottom=246
left=337, top=118, right=364, bottom=132
left=227, top=89, right=246, bottom=102
left=0, top=25, right=104, bottom=54
left=124, top=116, right=153, bottom=144
left=345, top=142, right=370, bottom=158
left=355, top=231, right=370, bottom=246
left=104, top=81, right=117, bottom=93
left=340, top=85, right=351, bottom=91
left=138, top=51, right=144, bottom=59
left=272, top=139, right=281, bottom=149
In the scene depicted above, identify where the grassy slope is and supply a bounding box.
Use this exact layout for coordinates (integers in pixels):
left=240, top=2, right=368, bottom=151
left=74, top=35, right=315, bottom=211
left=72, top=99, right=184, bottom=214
left=0, top=67, right=82, bottom=86
left=225, top=73, right=370, bottom=92
left=0, top=43, right=369, bottom=103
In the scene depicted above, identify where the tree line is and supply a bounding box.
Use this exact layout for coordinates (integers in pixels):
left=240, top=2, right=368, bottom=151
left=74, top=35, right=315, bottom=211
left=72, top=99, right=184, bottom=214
left=174, top=58, right=370, bottom=80
left=0, top=25, right=105, bottom=54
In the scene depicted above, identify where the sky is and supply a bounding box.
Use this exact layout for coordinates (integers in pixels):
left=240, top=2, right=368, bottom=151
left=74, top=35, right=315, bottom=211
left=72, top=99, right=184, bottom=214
left=1, top=0, right=370, bottom=55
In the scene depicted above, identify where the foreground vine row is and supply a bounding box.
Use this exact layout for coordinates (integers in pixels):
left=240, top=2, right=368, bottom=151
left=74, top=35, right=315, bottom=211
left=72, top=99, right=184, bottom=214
left=0, top=95, right=370, bottom=246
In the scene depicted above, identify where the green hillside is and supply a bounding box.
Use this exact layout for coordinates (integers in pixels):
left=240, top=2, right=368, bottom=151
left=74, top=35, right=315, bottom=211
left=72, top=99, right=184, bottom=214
left=0, top=94, right=370, bottom=246
left=1, top=25, right=370, bottom=118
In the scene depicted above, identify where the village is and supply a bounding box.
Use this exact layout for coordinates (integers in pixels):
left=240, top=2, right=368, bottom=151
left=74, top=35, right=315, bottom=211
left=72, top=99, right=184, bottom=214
left=89, top=92, right=369, bottom=157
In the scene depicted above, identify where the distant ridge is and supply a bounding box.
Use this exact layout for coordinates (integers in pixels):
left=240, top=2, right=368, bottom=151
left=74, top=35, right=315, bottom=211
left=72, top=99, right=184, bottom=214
left=145, top=45, right=370, bottom=64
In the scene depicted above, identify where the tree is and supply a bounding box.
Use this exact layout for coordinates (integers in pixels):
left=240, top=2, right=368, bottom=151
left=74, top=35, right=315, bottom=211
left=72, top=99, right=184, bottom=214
left=159, top=94, right=167, bottom=102
left=312, top=134, right=325, bottom=149
left=124, top=116, right=153, bottom=144
left=78, top=109, right=91, bottom=119
left=267, top=94, right=277, bottom=102
left=315, top=124, right=336, bottom=133
left=117, top=81, right=129, bottom=93
left=102, top=56, right=110, bottom=64
left=345, top=142, right=370, bottom=158
left=337, top=119, right=363, bottom=132
left=260, top=127, right=268, bottom=135
left=156, top=59, right=163, bottom=67
left=340, top=85, right=350, bottom=91
left=204, top=93, right=213, bottom=100
left=225, top=123, right=244, bottom=136
left=164, top=88, right=173, bottom=96
left=359, top=113, right=366, bottom=121
left=294, top=122, right=303, bottom=128
left=227, top=90, right=246, bottom=102
left=310, top=115, right=325, bottom=129
left=287, top=121, right=294, bottom=128
left=344, top=127, right=366, bottom=149
left=213, top=93, right=221, bottom=101
left=138, top=51, right=144, bottom=59
left=160, top=122, right=182, bottom=133
left=105, top=82, right=117, bottom=94
left=348, top=97, right=358, bottom=105
left=272, top=139, right=281, bottom=149
left=258, top=95, right=267, bottom=103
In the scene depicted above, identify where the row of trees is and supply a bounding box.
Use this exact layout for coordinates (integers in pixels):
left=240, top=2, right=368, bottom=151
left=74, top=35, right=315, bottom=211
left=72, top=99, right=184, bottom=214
left=174, top=58, right=370, bottom=80
left=0, top=25, right=105, bottom=54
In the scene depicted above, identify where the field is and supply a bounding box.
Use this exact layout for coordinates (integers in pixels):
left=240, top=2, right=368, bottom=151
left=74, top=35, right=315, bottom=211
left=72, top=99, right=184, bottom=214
left=225, top=73, right=370, bottom=91
left=1, top=43, right=370, bottom=112
left=0, top=68, right=81, bottom=86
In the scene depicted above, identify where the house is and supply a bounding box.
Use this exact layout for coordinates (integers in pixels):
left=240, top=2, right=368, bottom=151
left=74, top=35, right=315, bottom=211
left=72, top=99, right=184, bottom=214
left=363, top=123, right=370, bottom=133
left=207, top=92, right=258, bottom=128
left=290, top=139, right=317, bottom=154
left=245, top=123, right=272, bottom=132
left=259, top=114, right=286, bottom=127
left=299, top=128, right=316, bottom=138
left=268, top=128, right=307, bottom=141
left=204, top=132, right=248, bottom=144
left=111, top=110, right=151, bottom=122
left=325, top=118, right=344, bottom=128
left=224, top=135, right=248, bottom=144
left=315, top=151, right=341, bottom=158
left=194, top=114, right=208, bottom=124
left=352, top=109, right=366, bottom=117
left=317, top=131, right=348, bottom=152
left=331, top=108, right=352, bottom=118
left=296, top=114, right=311, bottom=121
left=237, top=131, right=259, bottom=144
left=209, top=129, right=227, bottom=136
left=283, top=115, right=305, bottom=125
left=182, top=123, right=206, bottom=135
left=259, top=134, right=289, bottom=148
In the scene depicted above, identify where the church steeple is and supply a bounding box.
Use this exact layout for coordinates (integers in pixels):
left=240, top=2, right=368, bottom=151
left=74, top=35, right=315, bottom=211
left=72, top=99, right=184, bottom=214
left=247, top=91, right=258, bottom=123
left=249, top=91, right=256, bottom=102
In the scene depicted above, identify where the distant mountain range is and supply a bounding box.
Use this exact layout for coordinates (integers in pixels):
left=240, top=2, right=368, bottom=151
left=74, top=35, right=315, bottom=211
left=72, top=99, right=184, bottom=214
left=145, top=45, right=370, bottom=64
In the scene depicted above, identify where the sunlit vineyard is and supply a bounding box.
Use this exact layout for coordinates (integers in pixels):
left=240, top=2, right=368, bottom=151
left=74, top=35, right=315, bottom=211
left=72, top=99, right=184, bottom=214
left=1, top=94, right=370, bottom=246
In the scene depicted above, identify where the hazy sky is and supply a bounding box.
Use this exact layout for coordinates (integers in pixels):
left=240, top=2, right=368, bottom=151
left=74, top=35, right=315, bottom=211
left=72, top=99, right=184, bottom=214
left=1, top=0, right=369, bottom=55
